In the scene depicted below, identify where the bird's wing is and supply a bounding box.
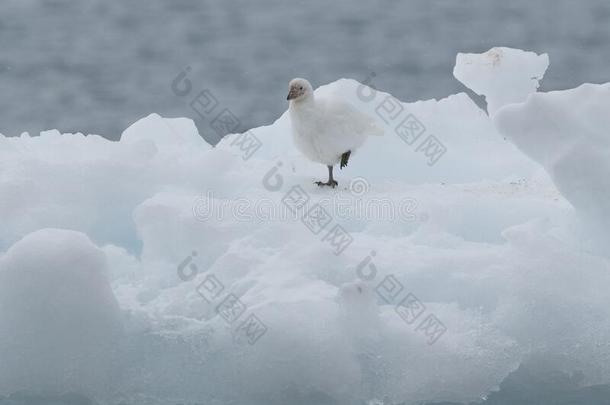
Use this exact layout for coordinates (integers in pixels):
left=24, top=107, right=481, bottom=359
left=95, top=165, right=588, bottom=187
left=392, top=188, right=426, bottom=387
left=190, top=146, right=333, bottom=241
left=321, top=97, right=384, bottom=137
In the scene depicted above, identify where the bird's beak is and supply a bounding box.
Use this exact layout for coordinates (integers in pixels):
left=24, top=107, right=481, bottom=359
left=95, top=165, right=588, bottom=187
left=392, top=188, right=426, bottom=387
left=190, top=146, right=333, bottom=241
left=287, top=88, right=298, bottom=101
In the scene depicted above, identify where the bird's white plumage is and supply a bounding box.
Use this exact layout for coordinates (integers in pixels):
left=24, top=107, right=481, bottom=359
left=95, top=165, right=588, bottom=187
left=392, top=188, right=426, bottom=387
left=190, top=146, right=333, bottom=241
left=288, top=78, right=383, bottom=166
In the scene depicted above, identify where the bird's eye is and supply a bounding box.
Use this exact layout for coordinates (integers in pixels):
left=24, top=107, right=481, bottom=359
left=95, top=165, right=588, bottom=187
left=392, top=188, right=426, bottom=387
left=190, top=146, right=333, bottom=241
left=299, top=86, right=303, bottom=90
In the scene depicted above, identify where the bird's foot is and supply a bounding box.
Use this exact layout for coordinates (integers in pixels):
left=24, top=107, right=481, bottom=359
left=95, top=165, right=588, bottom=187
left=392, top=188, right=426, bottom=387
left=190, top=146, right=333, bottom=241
left=315, top=180, right=338, bottom=188
left=340, top=150, right=351, bottom=169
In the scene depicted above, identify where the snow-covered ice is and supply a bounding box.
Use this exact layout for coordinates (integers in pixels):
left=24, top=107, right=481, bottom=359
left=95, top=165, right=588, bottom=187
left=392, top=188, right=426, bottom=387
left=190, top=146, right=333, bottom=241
left=1, top=47, right=610, bottom=405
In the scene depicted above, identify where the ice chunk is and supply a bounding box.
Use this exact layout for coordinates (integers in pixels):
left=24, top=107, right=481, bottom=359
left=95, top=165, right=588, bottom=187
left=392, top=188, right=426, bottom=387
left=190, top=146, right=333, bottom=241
left=494, top=83, right=610, bottom=230
left=0, top=229, right=122, bottom=396
left=120, top=113, right=210, bottom=149
left=454, top=47, right=549, bottom=116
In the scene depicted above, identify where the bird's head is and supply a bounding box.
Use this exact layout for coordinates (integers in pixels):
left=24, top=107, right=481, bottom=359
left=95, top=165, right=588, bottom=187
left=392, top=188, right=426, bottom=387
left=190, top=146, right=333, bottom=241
left=287, top=78, right=313, bottom=102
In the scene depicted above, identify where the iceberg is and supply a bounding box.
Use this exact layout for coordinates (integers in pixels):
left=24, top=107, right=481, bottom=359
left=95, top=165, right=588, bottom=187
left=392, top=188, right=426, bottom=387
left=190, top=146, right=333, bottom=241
left=1, top=47, right=609, bottom=405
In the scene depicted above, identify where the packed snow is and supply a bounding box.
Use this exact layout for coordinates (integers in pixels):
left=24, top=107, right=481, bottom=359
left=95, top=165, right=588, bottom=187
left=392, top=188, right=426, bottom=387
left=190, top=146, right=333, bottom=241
left=1, top=47, right=609, bottom=405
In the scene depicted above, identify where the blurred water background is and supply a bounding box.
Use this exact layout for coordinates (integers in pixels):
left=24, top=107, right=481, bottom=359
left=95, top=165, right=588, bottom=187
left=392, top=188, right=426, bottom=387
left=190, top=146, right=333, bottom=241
left=1, top=0, right=609, bottom=140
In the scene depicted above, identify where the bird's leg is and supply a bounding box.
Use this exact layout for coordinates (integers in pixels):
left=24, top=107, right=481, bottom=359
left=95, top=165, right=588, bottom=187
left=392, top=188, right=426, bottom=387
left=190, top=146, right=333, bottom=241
left=327, top=165, right=338, bottom=187
left=316, top=165, right=338, bottom=188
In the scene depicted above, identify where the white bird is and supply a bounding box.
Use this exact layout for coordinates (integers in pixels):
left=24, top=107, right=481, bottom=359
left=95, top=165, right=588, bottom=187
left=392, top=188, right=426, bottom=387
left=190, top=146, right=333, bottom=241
left=287, top=78, right=383, bottom=188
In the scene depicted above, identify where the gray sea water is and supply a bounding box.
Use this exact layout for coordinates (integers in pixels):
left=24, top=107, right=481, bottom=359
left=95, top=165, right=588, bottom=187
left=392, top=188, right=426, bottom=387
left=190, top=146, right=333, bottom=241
left=1, top=0, right=609, bottom=140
